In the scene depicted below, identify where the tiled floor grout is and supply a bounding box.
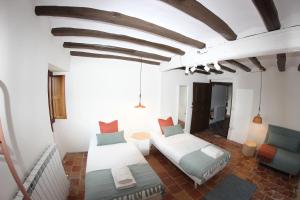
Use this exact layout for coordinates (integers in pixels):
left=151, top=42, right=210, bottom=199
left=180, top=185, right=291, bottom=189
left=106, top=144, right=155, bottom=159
left=63, top=131, right=299, bottom=200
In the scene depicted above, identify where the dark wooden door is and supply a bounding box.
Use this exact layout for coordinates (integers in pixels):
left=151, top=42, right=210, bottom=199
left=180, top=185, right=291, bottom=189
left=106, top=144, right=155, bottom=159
left=190, top=83, right=212, bottom=134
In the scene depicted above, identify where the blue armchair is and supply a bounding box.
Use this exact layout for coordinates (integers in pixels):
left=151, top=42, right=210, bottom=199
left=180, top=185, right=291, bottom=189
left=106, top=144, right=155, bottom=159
left=260, top=125, right=300, bottom=175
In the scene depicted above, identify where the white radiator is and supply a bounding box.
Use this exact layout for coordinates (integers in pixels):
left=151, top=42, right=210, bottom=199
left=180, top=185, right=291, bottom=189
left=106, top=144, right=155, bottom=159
left=14, top=144, right=70, bottom=200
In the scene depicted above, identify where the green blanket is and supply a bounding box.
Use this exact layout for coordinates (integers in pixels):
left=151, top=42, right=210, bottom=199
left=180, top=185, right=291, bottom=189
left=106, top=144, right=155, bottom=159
left=85, top=163, right=165, bottom=200
left=179, top=145, right=230, bottom=183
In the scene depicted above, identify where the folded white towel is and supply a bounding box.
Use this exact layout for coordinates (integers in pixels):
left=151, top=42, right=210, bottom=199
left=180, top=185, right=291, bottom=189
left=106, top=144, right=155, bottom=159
left=111, top=166, right=136, bottom=190
left=201, top=145, right=224, bottom=159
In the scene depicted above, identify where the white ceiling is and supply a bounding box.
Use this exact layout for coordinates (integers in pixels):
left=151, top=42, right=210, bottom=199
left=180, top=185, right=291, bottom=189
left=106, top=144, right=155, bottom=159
left=35, top=0, right=300, bottom=69
left=234, top=51, right=300, bottom=71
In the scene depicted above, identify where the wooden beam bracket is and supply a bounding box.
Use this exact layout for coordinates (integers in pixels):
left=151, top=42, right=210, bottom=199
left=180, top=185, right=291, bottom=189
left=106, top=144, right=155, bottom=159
left=218, top=63, right=236, bottom=73
left=249, top=57, right=266, bottom=71
left=277, top=53, right=286, bottom=72
left=225, top=60, right=251, bottom=72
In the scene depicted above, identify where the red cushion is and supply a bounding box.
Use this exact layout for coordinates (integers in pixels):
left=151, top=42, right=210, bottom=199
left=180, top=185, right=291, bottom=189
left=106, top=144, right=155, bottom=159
left=158, top=117, right=174, bottom=134
left=99, top=120, right=118, bottom=133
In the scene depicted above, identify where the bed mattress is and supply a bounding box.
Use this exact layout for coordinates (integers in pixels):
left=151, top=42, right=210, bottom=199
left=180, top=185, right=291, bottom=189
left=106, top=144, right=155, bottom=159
left=85, top=135, right=164, bottom=200
left=150, top=132, right=230, bottom=184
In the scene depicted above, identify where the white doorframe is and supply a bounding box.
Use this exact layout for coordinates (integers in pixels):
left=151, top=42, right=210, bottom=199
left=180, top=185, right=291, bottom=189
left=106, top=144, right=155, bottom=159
left=210, top=77, right=236, bottom=140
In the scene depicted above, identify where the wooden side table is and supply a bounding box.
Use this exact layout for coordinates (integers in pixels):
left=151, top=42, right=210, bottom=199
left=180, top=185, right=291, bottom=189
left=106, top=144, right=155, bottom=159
left=242, top=141, right=257, bottom=157
left=131, top=132, right=150, bottom=156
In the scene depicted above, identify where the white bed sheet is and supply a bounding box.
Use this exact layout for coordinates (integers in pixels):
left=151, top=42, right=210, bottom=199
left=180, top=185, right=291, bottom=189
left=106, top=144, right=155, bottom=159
left=150, top=132, right=210, bottom=163
left=86, top=135, right=147, bottom=173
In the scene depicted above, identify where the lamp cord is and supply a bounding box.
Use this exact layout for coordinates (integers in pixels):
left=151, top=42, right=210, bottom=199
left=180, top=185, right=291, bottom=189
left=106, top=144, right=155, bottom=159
left=139, top=59, right=142, bottom=103
left=259, top=70, right=262, bottom=113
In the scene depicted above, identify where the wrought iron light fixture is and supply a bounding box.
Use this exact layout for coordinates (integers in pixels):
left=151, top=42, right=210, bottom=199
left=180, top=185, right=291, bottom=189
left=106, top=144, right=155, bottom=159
left=253, top=71, right=263, bottom=124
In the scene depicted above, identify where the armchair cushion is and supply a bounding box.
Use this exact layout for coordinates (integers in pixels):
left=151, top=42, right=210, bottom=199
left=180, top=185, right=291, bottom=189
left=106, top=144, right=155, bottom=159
left=267, top=148, right=300, bottom=175
left=266, top=125, right=300, bottom=153
left=267, top=131, right=299, bottom=152
left=257, top=144, right=276, bottom=163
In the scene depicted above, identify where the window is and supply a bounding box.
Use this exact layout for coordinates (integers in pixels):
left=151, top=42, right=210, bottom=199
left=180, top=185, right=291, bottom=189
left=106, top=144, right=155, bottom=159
left=48, top=71, right=67, bottom=130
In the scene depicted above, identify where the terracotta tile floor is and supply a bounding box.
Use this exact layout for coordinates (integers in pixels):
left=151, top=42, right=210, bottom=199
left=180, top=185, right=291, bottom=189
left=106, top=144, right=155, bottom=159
left=63, top=132, right=299, bottom=200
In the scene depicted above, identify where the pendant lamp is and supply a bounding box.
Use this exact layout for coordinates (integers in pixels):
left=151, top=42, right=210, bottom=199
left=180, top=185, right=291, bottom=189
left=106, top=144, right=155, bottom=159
left=253, top=71, right=263, bottom=124
left=135, top=59, right=146, bottom=108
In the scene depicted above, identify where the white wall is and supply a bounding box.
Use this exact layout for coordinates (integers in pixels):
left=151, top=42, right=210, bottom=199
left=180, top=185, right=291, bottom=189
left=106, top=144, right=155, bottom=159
left=0, top=1, right=70, bottom=199
left=282, top=68, right=300, bottom=131
left=178, top=86, right=187, bottom=122
left=160, top=66, right=300, bottom=145
left=53, top=57, right=161, bottom=156
left=160, top=70, right=209, bottom=132
left=54, top=57, right=300, bottom=154
left=210, top=67, right=300, bottom=145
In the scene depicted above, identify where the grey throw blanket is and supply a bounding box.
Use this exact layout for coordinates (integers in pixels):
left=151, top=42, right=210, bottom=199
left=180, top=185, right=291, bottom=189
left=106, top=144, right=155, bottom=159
left=179, top=145, right=230, bottom=183
left=85, top=163, right=165, bottom=200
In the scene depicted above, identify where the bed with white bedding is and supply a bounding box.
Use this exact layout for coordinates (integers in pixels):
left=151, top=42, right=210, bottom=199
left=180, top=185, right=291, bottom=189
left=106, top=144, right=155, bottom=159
left=150, top=131, right=230, bottom=187
left=85, top=135, right=165, bottom=200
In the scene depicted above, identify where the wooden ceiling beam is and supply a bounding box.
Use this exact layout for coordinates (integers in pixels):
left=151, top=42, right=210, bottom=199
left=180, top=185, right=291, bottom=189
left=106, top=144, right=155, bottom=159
left=35, top=6, right=206, bottom=48
left=63, top=42, right=171, bottom=61
left=161, top=0, right=237, bottom=40
left=174, top=66, right=185, bottom=71
left=196, top=65, right=215, bottom=75
left=252, top=0, right=281, bottom=31
left=276, top=53, right=286, bottom=72
left=206, top=63, right=224, bottom=74
left=175, top=67, right=210, bottom=75
left=218, top=63, right=236, bottom=73
left=194, top=70, right=211, bottom=75
left=70, top=51, right=160, bottom=65
left=210, top=69, right=224, bottom=74
left=225, top=60, right=251, bottom=72
left=52, top=28, right=185, bottom=55
left=249, top=57, right=266, bottom=71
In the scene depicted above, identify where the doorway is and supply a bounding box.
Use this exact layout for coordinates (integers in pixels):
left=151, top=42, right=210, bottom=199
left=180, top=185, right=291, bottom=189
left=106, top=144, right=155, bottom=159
left=177, top=85, right=188, bottom=129
left=190, top=82, right=233, bottom=138
left=209, top=82, right=233, bottom=138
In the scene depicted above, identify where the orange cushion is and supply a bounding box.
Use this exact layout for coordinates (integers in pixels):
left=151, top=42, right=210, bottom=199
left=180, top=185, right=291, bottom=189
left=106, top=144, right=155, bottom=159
left=99, top=120, right=118, bottom=133
left=158, top=117, right=174, bottom=134
left=258, top=144, right=277, bottom=163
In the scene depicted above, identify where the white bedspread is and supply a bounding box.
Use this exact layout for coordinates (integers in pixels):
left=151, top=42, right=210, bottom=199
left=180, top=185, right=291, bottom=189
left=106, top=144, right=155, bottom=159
left=86, top=135, right=147, bottom=173
left=150, top=132, right=210, bottom=163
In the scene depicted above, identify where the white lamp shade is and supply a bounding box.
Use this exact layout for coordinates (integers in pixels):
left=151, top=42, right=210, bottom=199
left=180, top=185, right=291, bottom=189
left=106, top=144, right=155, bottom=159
left=247, top=123, right=268, bottom=147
